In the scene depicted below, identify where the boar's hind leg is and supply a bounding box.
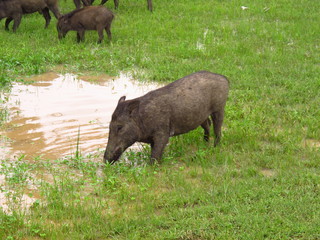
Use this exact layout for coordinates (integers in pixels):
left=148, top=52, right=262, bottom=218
left=150, top=134, right=169, bottom=164
left=48, top=5, right=61, bottom=19
left=41, top=8, right=51, bottom=28
left=105, top=23, right=112, bottom=41
left=201, top=118, right=211, bottom=142
left=5, top=18, right=13, bottom=31
left=211, top=110, right=225, bottom=146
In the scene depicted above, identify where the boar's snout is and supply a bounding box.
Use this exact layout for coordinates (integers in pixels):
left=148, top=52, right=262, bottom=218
left=57, top=30, right=66, bottom=40
left=57, top=19, right=67, bottom=40
left=103, top=146, right=122, bottom=164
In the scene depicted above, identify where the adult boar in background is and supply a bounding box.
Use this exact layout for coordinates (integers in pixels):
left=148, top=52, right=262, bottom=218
left=0, top=0, right=61, bottom=32
left=73, top=0, right=152, bottom=11
left=57, top=6, right=114, bottom=43
left=104, top=71, right=229, bottom=165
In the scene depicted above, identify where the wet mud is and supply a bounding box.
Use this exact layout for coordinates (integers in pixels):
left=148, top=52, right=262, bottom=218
left=0, top=72, right=159, bottom=213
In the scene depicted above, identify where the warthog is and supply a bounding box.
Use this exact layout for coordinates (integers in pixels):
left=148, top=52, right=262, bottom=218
left=104, top=71, right=229, bottom=164
left=57, top=6, right=114, bottom=43
left=0, top=0, right=61, bottom=32
left=73, top=0, right=152, bottom=11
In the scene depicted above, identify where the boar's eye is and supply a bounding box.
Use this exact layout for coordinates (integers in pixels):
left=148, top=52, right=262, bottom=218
left=116, top=125, right=123, bottom=132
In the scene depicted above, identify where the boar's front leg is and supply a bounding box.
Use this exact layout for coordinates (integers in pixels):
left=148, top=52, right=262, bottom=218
left=47, top=5, right=61, bottom=19
left=81, top=0, right=91, bottom=6
left=77, top=30, right=85, bottom=42
left=113, top=0, right=119, bottom=9
left=201, top=118, right=211, bottom=142
left=211, top=110, right=225, bottom=146
left=150, top=133, right=169, bottom=164
left=147, top=0, right=153, bottom=12
left=74, top=0, right=81, bottom=9
left=100, top=0, right=108, bottom=5
left=97, top=27, right=104, bottom=43
left=41, top=8, right=51, bottom=28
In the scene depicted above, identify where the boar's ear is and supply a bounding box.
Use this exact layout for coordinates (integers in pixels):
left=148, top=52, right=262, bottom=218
left=118, top=96, right=126, bottom=104
left=64, top=18, right=69, bottom=24
left=127, top=99, right=140, bottom=115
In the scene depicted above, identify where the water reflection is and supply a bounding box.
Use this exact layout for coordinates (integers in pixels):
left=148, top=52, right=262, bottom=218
left=0, top=72, right=159, bottom=160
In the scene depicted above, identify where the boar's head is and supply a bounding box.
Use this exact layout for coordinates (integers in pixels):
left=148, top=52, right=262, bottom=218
left=104, top=96, right=141, bottom=164
left=56, top=16, right=70, bottom=39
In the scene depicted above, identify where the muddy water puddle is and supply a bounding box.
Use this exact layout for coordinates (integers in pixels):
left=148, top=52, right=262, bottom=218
left=0, top=72, right=159, bottom=213
left=0, top=72, right=159, bottom=160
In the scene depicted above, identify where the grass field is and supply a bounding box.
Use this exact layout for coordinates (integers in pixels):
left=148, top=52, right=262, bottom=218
left=0, top=0, right=320, bottom=239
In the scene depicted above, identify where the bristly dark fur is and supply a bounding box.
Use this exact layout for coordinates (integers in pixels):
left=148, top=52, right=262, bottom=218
left=57, top=5, right=114, bottom=43
left=1, top=0, right=61, bottom=31
left=61, top=7, right=86, bottom=19
left=104, top=71, right=229, bottom=164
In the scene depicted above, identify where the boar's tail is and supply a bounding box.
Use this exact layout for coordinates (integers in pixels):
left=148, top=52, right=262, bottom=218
left=110, top=11, right=115, bottom=20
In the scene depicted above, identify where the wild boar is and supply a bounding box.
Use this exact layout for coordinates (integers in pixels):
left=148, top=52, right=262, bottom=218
left=0, top=0, right=61, bottom=32
left=104, top=71, right=229, bottom=164
left=57, top=6, right=114, bottom=43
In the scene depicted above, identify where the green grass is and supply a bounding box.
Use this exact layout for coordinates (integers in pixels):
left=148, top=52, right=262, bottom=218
left=1, top=0, right=320, bottom=239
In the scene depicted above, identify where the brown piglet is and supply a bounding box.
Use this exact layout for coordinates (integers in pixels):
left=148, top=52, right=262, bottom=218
left=57, top=6, right=114, bottom=43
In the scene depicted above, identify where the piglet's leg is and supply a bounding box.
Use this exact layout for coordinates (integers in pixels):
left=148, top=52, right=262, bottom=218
left=12, top=14, right=22, bottom=32
left=150, top=134, right=169, bottom=164
left=77, top=30, right=85, bottom=42
left=105, top=23, right=112, bottom=41
left=97, top=28, right=104, bottom=44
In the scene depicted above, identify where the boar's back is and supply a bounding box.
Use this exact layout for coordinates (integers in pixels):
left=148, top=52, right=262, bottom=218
left=138, top=71, right=229, bottom=136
